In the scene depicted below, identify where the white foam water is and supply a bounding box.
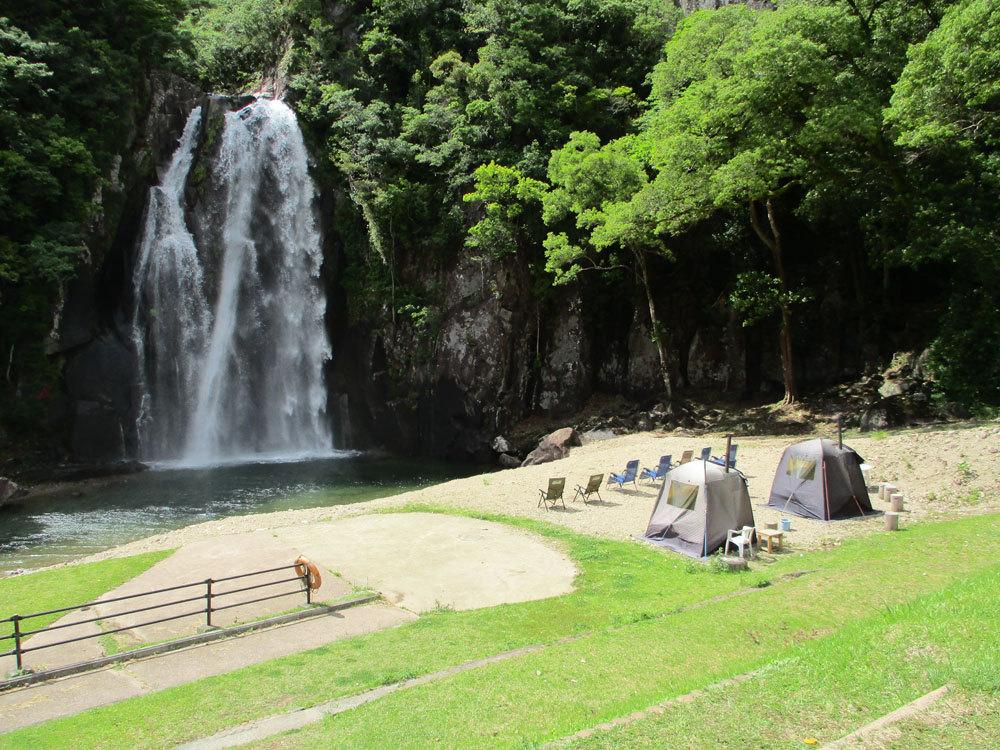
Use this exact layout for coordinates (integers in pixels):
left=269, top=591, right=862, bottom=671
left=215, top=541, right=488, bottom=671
left=132, top=99, right=333, bottom=466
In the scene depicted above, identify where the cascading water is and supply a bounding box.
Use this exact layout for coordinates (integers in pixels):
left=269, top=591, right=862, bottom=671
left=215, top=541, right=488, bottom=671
left=132, top=98, right=333, bottom=466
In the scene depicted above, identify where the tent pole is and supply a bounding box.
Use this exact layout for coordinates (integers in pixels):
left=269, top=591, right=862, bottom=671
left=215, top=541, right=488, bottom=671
left=838, top=415, right=843, bottom=450
left=822, top=461, right=832, bottom=520
left=725, top=434, right=733, bottom=473
left=782, top=477, right=807, bottom=514
left=645, top=479, right=665, bottom=532
left=701, top=478, right=708, bottom=558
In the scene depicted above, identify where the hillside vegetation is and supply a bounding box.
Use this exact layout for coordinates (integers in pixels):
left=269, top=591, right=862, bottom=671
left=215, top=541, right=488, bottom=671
left=2, top=0, right=998, bottom=438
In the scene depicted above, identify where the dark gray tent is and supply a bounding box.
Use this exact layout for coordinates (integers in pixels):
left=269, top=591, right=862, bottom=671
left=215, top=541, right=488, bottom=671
left=765, top=438, right=873, bottom=521
left=641, top=460, right=756, bottom=558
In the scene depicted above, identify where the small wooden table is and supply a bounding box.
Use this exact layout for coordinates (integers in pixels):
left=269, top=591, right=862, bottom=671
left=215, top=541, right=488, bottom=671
left=757, top=529, right=783, bottom=553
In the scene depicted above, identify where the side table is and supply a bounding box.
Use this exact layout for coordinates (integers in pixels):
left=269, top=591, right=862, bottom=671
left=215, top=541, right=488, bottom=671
left=757, top=529, right=783, bottom=553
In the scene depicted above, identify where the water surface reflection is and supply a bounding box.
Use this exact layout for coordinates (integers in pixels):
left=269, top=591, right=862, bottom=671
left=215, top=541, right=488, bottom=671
left=0, top=456, right=481, bottom=573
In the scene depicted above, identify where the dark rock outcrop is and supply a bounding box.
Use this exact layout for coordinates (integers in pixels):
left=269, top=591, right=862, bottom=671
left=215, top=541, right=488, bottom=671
left=498, top=454, right=521, bottom=469
left=859, top=351, right=943, bottom=431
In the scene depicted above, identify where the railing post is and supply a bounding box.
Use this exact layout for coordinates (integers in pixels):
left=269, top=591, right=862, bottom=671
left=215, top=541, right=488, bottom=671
left=205, top=579, right=214, bottom=628
left=12, top=615, right=23, bottom=672
left=1, top=566, right=311, bottom=680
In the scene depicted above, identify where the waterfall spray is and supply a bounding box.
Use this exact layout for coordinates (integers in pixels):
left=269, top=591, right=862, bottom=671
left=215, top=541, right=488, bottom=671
left=133, top=99, right=333, bottom=466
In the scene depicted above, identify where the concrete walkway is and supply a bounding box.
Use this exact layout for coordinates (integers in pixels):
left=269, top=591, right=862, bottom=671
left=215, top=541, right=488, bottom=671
left=0, top=512, right=575, bottom=733
left=0, top=602, right=413, bottom=732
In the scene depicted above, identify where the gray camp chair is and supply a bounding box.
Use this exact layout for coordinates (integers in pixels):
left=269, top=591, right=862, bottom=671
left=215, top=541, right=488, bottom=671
left=573, top=474, right=603, bottom=504
left=538, top=477, right=566, bottom=510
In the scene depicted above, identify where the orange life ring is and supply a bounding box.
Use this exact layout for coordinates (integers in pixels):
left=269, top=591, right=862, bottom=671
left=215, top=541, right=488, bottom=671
left=293, top=554, right=322, bottom=590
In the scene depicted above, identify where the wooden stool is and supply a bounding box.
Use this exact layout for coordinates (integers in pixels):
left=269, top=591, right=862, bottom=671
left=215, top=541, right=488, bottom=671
left=757, top=529, right=783, bottom=554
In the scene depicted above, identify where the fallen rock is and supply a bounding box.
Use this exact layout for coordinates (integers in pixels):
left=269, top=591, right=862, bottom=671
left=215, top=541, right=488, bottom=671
left=0, top=477, right=20, bottom=508
left=498, top=453, right=521, bottom=469
left=520, top=427, right=582, bottom=467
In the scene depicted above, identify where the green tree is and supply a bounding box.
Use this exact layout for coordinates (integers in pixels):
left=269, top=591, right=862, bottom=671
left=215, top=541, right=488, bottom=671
left=463, top=161, right=546, bottom=260
left=886, top=0, right=1000, bottom=404
left=175, top=0, right=292, bottom=91
left=288, top=0, right=678, bottom=334
left=0, top=2, right=185, bottom=430
left=641, top=4, right=882, bottom=403
left=888, top=0, right=999, bottom=153
left=541, top=131, right=679, bottom=397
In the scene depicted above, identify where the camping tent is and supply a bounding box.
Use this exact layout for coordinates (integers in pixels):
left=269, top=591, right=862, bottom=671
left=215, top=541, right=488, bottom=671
left=641, top=460, right=756, bottom=558
left=765, top=438, right=873, bottom=521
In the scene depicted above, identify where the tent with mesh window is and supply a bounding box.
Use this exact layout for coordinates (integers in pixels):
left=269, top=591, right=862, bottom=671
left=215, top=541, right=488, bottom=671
left=640, top=460, right=756, bottom=558
left=765, top=438, right=873, bottom=521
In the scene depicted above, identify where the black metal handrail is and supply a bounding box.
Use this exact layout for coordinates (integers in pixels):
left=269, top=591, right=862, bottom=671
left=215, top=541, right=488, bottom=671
left=1, top=562, right=314, bottom=672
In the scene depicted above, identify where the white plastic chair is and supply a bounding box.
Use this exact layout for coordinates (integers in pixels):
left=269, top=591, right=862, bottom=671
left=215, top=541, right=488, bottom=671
left=725, top=526, right=756, bottom=559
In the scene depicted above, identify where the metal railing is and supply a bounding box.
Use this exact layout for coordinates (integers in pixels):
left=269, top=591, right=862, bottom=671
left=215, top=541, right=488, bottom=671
left=1, top=562, right=312, bottom=673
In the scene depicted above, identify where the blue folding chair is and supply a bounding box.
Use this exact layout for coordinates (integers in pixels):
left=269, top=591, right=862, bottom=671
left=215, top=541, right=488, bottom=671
left=639, top=455, right=672, bottom=485
left=699, top=446, right=712, bottom=462
left=607, top=459, right=639, bottom=490
left=709, top=444, right=738, bottom=468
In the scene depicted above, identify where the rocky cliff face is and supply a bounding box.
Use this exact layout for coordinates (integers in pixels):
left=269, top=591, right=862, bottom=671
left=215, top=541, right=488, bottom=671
left=49, top=59, right=837, bottom=467
left=325, top=253, right=770, bottom=463
left=327, top=252, right=543, bottom=461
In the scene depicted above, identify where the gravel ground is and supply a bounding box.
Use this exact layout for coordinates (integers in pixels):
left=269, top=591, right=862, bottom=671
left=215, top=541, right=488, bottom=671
left=73, top=421, right=1000, bottom=566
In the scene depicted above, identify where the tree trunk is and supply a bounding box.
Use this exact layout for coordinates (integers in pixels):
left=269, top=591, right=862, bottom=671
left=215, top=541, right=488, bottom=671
left=750, top=197, right=798, bottom=404
left=634, top=249, right=672, bottom=402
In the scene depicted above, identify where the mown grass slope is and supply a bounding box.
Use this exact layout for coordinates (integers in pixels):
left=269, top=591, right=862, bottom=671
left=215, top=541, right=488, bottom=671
left=2, top=511, right=997, bottom=749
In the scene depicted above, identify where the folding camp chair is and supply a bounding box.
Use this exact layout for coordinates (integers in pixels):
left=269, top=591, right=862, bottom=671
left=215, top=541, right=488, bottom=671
left=573, top=474, right=603, bottom=504
left=709, top=444, right=738, bottom=468
left=607, top=459, right=639, bottom=490
left=538, top=477, right=566, bottom=510
left=678, top=449, right=694, bottom=465
left=639, top=455, right=672, bottom=485
left=699, top=446, right=712, bottom=462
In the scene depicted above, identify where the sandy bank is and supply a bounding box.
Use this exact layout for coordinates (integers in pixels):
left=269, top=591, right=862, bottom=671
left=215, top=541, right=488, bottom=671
left=73, top=422, right=1000, bottom=566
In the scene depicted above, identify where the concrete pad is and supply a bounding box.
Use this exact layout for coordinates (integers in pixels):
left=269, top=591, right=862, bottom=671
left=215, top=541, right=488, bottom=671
left=274, top=512, right=576, bottom=613
left=95, top=533, right=350, bottom=647
left=0, top=512, right=574, bottom=731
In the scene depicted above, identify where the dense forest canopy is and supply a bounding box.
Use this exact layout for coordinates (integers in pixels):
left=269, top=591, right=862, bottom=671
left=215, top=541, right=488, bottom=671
left=2, top=0, right=998, bottom=440
left=1, top=1, right=187, bottom=429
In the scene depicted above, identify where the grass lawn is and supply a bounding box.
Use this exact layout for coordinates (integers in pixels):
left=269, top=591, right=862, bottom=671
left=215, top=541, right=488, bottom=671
left=2, top=510, right=999, bottom=749
left=549, top=566, right=1000, bottom=749
left=0, top=550, right=173, bottom=640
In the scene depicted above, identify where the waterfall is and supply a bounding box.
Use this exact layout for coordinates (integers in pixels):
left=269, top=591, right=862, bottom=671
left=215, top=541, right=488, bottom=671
left=132, top=99, right=334, bottom=466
